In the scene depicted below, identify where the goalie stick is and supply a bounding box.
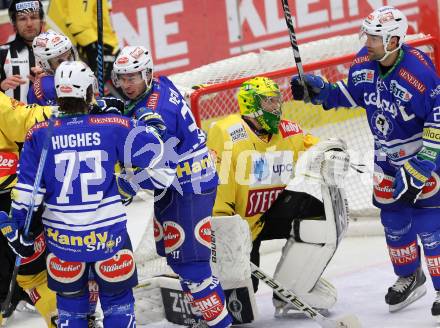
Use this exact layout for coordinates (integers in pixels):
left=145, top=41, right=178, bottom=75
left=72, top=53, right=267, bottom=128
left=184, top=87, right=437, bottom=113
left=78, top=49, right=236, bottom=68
left=250, top=263, right=362, bottom=328
left=1, top=109, right=58, bottom=315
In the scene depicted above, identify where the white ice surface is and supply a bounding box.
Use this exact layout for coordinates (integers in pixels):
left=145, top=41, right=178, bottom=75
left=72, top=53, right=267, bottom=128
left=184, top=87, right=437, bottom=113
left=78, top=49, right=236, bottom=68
left=5, top=200, right=437, bottom=328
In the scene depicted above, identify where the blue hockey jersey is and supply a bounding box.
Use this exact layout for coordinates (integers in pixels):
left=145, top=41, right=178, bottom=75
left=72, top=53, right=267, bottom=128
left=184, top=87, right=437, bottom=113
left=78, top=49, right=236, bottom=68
left=27, top=75, right=57, bottom=106
left=124, top=76, right=218, bottom=193
left=11, top=114, right=172, bottom=261
left=324, top=44, right=440, bottom=208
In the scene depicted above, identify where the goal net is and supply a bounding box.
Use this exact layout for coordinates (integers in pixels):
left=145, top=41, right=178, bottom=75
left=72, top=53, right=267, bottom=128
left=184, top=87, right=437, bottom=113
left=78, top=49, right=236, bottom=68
left=134, top=33, right=440, bottom=280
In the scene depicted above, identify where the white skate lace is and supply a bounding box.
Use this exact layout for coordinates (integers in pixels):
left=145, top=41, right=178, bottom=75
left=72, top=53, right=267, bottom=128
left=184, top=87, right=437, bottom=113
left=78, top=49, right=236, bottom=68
left=391, top=275, right=414, bottom=293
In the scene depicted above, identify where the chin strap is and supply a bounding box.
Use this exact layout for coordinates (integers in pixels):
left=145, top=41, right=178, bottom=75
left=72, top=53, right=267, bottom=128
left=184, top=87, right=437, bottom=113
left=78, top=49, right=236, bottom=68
left=378, top=37, right=402, bottom=63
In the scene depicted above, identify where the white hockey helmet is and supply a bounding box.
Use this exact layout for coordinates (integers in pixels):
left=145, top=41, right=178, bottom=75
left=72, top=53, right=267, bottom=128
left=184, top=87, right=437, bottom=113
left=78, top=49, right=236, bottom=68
left=112, top=46, right=153, bottom=90
left=55, top=61, right=97, bottom=100
left=32, top=30, right=76, bottom=73
left=360, top=6, right=408, bottom=61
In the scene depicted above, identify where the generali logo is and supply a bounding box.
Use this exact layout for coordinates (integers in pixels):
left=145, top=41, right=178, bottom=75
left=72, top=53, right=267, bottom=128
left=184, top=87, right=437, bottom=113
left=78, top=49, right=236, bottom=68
left=398, top=68, right=426, bottom=93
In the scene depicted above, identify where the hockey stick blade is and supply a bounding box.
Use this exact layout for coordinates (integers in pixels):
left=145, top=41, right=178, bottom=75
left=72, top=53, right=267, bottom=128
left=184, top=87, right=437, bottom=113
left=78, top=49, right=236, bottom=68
left=250, top=263, right=362, bottom=328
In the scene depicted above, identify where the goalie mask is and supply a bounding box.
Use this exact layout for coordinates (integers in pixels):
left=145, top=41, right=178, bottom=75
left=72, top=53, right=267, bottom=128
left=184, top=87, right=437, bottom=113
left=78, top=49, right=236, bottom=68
left=238, top=77, right=282, bottom=134
left=360, top=6, right=408, bottom=62
left=112, top=46, right=154, bottom=93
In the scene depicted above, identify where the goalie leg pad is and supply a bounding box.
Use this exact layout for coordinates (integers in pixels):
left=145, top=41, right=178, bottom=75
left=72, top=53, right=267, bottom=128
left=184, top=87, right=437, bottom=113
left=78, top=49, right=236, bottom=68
left=211, top=215, right=258, bottom=324
left=274, top=186, right=349, bottom=310
left=100, top=288, right=136, bottom=328
left=210, top=215, right=253, bottom=288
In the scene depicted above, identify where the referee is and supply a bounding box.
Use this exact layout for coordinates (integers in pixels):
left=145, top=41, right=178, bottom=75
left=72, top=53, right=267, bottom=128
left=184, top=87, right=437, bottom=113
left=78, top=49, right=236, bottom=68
left=0, top=0, right=44, bottom=103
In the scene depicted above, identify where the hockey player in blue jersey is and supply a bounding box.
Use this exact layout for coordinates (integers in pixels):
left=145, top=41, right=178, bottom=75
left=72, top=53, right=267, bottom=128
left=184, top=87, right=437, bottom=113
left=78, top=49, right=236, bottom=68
left=28, top=29, right=77, bottom=106
left=112, top=46, right=232, bottom=328
left=0, top=61, right=175, bottom=327
left=291, top=5, right=440, bottom=320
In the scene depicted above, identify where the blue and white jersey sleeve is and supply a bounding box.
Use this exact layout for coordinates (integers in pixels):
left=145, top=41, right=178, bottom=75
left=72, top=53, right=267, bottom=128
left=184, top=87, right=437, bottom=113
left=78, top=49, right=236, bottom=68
left=116, top=121, right=177, bottom=190
left=420, top=79, right=440, bottom=167
left=11, top=122, right=47, bottom=230
left=128, top=77, right=218, bottom=193
left=27, top=76, right=57, bottom=106
left=324, top=48, right=373, bottom=110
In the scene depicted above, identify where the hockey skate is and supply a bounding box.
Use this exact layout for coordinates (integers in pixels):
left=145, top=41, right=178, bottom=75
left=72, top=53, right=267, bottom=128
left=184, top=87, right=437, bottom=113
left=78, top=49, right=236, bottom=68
left=432, top=290, right=440, bottom=321
left=385, top=267, right=427, bottom=312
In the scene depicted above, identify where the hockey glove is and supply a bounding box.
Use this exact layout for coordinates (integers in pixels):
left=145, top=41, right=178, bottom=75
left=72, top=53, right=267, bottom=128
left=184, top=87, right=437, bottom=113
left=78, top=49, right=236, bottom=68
left=81, top=43, right=118, bottom=82
left=0, top=211, right=34, bottom=258
left=92, top=96, right=125, bottom=115
left=290, top=74, right=330, bottom=105
left=116, top=168, right=141, bottom=206
left=134, top=107, right=167, bottom=138
left=393, top=156, right=436, bottom=203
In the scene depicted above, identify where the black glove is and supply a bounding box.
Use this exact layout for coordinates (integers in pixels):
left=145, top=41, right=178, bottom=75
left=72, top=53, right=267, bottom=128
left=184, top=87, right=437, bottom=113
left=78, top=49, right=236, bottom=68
left=81, top=43, right=119, bottom=82
left=91, top=96, right=125, bottom=115
left=0, top=211, right=34, bottom=258
left=290, top=74, right=330, bottom=105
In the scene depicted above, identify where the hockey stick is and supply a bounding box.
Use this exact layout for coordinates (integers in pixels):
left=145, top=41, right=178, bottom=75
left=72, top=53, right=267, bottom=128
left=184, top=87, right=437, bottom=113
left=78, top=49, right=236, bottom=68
left=1, top=110, right=58, bottom=315
left=250, top=263, right=362, bottom=328
left=97, top=0, right=104, bottom=97
left=280, top=0, right=311, bottom=102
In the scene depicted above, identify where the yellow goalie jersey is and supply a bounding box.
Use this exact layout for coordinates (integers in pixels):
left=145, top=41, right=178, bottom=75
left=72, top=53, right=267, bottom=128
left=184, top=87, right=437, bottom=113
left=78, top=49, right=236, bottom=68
left=0, top=92, right=52, bottom=191
left=207, top=114, right=318, bottom=240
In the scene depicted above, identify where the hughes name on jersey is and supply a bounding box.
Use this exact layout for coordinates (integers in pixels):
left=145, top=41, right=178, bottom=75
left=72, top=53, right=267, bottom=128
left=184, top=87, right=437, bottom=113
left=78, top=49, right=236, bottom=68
left=11, top=114, right=170, bottom=262
left=125, top=76, right=218, bottom=194
left=324, top=44, right=440, bottom=208
left=207, top=114, right=318, bottom=240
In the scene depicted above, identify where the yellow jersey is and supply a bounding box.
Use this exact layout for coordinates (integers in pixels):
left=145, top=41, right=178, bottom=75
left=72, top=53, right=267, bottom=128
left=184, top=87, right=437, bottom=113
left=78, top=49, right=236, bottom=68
left=47, top=0, right=119, bottom=51
left=0, top=92, right=51, bottom=191
left=207, top=114, right=318, bottom=240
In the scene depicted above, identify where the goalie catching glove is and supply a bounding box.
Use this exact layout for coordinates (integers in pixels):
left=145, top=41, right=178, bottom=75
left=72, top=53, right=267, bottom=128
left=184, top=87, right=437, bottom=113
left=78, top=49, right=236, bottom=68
left=0, top=211, right=34, bottom=258
left=293, top=138, right=350, bottom=187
